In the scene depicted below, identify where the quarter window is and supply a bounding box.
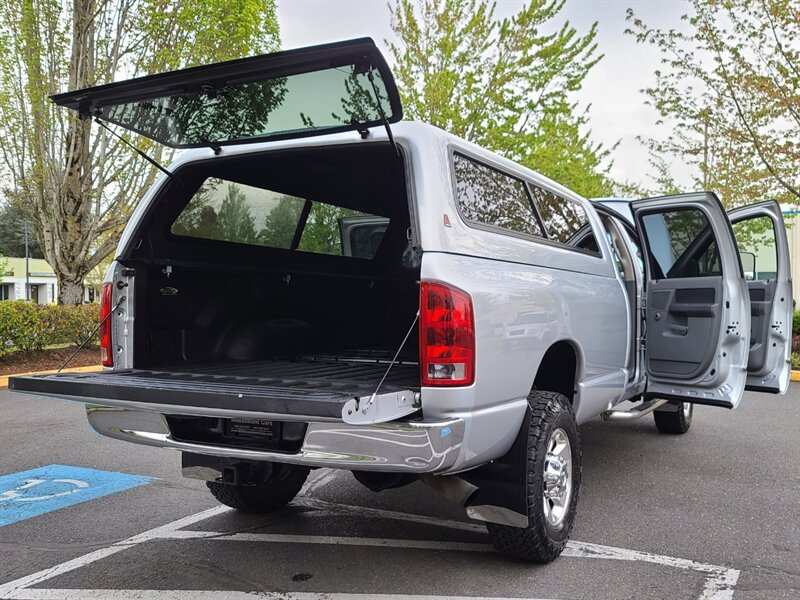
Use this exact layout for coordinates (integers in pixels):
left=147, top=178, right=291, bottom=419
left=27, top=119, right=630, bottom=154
left=453, top=154, right=544, bottom=238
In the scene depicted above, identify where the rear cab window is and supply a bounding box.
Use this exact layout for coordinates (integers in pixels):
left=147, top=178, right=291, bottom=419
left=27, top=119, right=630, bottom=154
left=171, top=177, right=389, bottom=259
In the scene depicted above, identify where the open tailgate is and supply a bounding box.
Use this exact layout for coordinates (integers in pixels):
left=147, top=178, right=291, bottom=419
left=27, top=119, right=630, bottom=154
left=9, top=360, right=419, bottom=421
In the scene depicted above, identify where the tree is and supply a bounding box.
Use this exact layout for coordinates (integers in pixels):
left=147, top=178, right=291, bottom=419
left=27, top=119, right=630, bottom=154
left=261, top=196, right=304, bottom=248
left=0, top=0, right=280, bottom=304
left=217, top=184, right=258, bottom=245
left=387, top=0, right=614, bottom=198
left=0, top=201, right=44, bottom=258
left=0, top=253, right=7, bottom=284
left=298, top=204, right=349, bottom=255
left=627, top=0, right=799, bottom=207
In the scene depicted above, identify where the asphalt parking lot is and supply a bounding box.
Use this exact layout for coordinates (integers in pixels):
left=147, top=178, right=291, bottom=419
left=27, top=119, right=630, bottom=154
left=0, top=386, right=798, bottom=600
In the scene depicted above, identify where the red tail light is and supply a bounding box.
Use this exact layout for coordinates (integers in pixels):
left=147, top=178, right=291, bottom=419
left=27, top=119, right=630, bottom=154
left=100, top=283, right=114, bottom=367
left=419, top=281, right=475, bottom=386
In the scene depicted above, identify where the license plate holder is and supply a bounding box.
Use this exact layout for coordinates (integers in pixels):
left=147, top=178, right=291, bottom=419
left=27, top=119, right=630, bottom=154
left=224, top=418, right=279, bottom=440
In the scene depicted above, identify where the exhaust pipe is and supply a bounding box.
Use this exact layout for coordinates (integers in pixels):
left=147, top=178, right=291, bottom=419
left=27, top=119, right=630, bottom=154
left=420, top=474, right=478, bottom=507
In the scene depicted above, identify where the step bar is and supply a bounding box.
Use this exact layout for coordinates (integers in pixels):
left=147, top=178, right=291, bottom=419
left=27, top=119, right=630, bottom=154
left=601, top=399, right=668, bottom=421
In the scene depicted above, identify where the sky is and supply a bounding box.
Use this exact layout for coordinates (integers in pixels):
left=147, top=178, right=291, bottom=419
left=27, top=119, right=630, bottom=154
left=276, top=0, right=693, bottom=191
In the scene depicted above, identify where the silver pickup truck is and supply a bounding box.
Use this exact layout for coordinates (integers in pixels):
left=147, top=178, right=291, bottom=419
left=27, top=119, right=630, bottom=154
left=10, top=39, right=792, bottom=563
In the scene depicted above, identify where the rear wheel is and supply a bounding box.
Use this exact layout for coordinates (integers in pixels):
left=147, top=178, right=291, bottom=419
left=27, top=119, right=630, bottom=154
left=207, top=464, right=309, bottom=512
left=486, top=390, right=581, bottom=563
left=653, top=401, right=693, bottom=434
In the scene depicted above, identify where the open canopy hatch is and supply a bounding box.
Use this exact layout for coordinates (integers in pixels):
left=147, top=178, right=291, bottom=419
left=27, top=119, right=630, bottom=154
left=50, top=38, right=402, bottom=149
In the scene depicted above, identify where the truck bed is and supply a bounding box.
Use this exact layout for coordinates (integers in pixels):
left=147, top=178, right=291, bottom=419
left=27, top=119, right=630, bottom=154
left=9, top=357, right=420, bottom=420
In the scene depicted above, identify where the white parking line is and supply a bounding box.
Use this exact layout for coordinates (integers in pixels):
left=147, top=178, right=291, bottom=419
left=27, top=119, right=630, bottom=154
left=6, top=591, right=559, bottom=600
left=165, top=529, right=498, bottom=552
left=0, top=505, right=231, bottom=599
left=0, top=490, right=740, bottom=600
left=301, top=468, right=339, bottom=496
left=295, top=495, right=486, bottom=532
left=296, top=496, right=740, bottom=600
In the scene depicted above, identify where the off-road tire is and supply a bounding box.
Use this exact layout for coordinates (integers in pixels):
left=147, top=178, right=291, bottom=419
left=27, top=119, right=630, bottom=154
left=206, top=464, right=309, bottom=512
left=486, top=390, right=581, bottom=563
left=653, top=401, right=693, bottom=434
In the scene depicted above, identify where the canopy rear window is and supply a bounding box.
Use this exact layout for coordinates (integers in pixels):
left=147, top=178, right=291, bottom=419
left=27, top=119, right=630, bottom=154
left=51, top=38, right=401, bottom=148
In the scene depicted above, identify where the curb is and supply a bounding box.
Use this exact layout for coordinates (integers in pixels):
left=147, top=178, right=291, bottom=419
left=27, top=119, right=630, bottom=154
left=792, top=370, right=800, bottom=382
left=0, top=365, right=102, bottom=389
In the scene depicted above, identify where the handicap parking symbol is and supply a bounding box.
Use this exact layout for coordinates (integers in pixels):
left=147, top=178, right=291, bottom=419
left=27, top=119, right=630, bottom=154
left=0, top=477, right=89, bottom=502
left=0, top=465, right=154, bottom=526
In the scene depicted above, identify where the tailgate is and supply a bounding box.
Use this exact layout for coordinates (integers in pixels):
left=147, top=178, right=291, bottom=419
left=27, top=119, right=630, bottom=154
left=9, top=365, right=418, bottom=421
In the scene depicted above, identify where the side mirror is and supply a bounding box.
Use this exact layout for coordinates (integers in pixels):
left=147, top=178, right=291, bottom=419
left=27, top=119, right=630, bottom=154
left=740, top=251, right=756, bottom=281
left=339, top=216, right=390, bottom=259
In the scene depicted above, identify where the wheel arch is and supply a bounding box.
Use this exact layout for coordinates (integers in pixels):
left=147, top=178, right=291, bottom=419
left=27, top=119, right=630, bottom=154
left=532, top=339, right=582, bottom=403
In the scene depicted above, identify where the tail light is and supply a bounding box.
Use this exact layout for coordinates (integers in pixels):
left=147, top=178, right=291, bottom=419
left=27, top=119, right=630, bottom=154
left=100, top=282, right=114, bottom=367
left=419, top=281, right=475, bottom=386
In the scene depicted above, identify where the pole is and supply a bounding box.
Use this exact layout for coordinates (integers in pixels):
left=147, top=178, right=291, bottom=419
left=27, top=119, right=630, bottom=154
left=24, top=221, right=30, bottom=301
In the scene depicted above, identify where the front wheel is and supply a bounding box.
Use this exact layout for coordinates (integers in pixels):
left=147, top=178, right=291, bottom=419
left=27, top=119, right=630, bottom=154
left=653, top=401, right=693, bottom=434
left=487, top=390, right=582, bottom=563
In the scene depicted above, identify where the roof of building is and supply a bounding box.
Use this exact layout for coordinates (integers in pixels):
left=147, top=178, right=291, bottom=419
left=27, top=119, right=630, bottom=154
left=2, top=257, right=56, bottom=278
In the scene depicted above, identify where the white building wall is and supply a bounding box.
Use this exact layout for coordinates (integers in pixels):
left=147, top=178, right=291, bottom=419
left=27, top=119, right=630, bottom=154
left=785, top=213, right=800, bottom=307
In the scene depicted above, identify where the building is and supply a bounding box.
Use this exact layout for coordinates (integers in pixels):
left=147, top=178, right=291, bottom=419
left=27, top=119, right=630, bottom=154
left=783, top=210, right=800, bottom=307
left=0, top=257, right=99, bottom=304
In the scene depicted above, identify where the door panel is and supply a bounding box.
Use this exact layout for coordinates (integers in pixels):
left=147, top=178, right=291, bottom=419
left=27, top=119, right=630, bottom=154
left=632, top=192, right=750, bottom=408
left=646, top=277, right=722, bottom=378
left=729, top=201, right=792, bottom=393
left=746, top=280, right=777, bottom=373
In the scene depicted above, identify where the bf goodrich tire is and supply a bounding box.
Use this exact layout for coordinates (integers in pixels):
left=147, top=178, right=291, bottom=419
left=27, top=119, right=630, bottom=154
left=207, top=464, right=309, bottom=513
left=654, top=401, right=693, bottom=434
left=486, top=390, right=581, bottom=563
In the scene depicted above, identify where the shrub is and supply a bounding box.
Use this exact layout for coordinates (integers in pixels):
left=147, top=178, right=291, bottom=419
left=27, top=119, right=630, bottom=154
left=793, top=311, right=800, bottom=337
left=0, top=301, right=100, bottom=357
left=792, top=352, right=800, bottom=371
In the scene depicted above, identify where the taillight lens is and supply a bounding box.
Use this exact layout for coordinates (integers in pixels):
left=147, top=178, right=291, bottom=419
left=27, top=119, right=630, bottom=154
left=100, top=282, right=113, bottom=367
left=419, top=281, right=475, bottom=386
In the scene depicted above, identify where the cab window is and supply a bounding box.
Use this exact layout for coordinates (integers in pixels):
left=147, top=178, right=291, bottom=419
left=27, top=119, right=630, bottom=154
left=639, top=209, right=721, bottom=278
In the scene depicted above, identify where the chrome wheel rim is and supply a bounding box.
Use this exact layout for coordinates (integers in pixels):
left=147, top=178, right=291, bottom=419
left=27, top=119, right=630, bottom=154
left=542, top=427, right=572, bottom=530
left=683, top=402, right=693, bottom=419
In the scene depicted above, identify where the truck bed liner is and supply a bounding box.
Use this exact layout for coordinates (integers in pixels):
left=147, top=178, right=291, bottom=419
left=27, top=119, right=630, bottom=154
left=9, top=358, right=420, bottom=420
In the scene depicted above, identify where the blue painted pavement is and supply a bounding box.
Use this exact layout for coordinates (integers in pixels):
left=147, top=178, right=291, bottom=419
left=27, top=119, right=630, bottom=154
left=0, top=464, right=154, bottom=526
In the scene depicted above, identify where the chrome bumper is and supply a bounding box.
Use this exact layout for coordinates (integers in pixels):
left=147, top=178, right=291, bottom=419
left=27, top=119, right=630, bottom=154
left=86, top=406, right=464, bottom=473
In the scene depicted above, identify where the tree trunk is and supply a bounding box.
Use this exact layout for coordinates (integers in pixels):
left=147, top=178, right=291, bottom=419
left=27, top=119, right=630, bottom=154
left=48, top=0, right=96, bottom=306
left=57, top=273, right=85, bottom=305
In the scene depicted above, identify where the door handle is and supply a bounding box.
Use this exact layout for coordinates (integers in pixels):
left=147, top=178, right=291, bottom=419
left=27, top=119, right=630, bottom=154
left=669, top=324, right=688, bottom=336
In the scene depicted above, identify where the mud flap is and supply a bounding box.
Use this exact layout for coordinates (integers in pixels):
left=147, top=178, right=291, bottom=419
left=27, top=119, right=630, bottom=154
left=460, top=407, right=531, bottom=528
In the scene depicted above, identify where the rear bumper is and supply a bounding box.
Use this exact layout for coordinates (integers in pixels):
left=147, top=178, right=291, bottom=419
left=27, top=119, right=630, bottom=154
left=86, top=406, right=464, bottom=473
